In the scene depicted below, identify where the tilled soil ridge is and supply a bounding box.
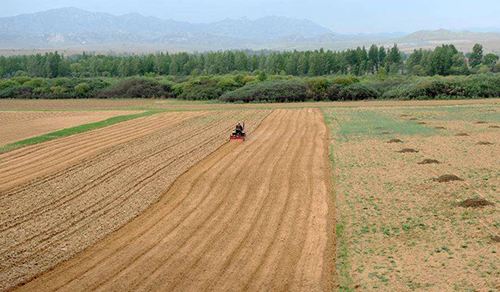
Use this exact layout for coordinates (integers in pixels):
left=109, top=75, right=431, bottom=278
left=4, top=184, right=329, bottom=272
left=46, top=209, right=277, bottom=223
left=0, top=110, right=269, bottom=291
left=16, top=109, right=334, bottom=292
left=0, top=112, right=201, bottom=191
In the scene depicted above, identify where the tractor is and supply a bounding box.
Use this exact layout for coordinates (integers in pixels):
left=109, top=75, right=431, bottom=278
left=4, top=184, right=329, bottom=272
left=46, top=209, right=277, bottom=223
left=230, top=122, right=246, bottom=141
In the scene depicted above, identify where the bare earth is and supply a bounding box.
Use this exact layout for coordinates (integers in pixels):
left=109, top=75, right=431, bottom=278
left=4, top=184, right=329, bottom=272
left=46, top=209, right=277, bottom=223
left=0, top=98, right=498, bottom=111
left=0, top=112, right=201, bottom=191
left=0, top=110, right=140, bottom=145
left=15, top=109, right=335, bottom=291
left=0, top=110, right=270, bottom=290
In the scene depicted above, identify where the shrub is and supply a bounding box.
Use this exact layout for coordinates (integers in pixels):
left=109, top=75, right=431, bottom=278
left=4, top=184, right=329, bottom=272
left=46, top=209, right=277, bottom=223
left=97, top=78, right=172, bottom=98
left=220, top=80, right=308, bottom=103
left=177, top=76, right=244, bottom=100
left=337, top=83, right=379, bottom=100
left=306, top=78, right=332, bottom=101
left=75, top=83, right=91, bottom=97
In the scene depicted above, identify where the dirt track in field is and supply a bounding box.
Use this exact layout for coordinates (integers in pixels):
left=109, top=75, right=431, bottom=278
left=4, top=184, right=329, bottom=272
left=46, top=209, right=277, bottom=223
left=0, top=110, right=269, bottom=290
left=0, top=110, right=140, bottom=145
left=16, top=109, right=335, bottom=291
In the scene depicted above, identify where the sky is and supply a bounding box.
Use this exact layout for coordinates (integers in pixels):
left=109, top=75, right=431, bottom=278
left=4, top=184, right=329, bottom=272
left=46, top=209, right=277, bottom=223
left=1, top=0, right=499, bottom=33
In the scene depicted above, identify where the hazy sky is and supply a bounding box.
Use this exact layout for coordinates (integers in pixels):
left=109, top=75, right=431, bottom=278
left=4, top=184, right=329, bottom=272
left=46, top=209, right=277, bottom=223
left=1, top=0, right=499, bottom=33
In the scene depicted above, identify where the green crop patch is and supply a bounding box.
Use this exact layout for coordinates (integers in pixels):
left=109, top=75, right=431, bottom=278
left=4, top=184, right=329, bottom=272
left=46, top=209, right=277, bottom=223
left=326, top=109, right=436, bottom=141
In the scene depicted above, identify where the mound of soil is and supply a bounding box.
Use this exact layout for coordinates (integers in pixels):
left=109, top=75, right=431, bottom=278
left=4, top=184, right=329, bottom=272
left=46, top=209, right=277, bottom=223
left=488, top=125, right=500, bottom=129
left=398, top=148, right=418, bottom=153
left=477, top=141, right=494, bottom=145
left=433, top=174, right=463, bottom=183
left=418, top=159, right=440, bottom=164
left=455, top=133, right=469, bottom=136
left=400, top=114, right=410, bottom=118
left=434, top=126, right=446, bottom=129
left=491, top=235, right=500, bottom=243
left=475, top=121, right=488, bottom=124
left=387, top=139, right=403, bottom=143
left=417, top=122, right=427, bottom=125
left=458, top=198, right=494, bottom=208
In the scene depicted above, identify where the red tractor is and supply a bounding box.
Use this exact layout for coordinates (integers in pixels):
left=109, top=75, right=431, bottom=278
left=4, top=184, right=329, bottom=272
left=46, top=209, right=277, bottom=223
left=230, top=122, right=246, bottom=141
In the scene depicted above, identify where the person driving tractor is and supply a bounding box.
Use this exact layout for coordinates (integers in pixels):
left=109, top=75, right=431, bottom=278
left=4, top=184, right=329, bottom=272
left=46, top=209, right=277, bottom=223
left=234, top=122, right=244, bottom=135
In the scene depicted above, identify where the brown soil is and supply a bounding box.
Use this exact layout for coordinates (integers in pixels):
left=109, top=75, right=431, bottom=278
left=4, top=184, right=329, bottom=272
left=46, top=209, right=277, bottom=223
left=475, top=121, right=488, bottom=124
left=455, top=133, right=469, bottom=136
left=476, top=141, right=494, bottom=145
left=387, top=139, right=404, bottom=143
left=458, top=198, right=494, bottom=208
left=433, top=174, right=463, bottom=183
left=397, top=148, right=419, bottom=153
left=488, top=125, right=500, bottom=129
left=491, top=236, right=500, bottom=243
left=417, top=122, right=427, bottom=125
left=0, top=110, right=271, bottom=290
left=408, top=118, right=418, bottom=121
left=0, top=111, right=139, bottom=145
left=0, top=98, right=498, bottom=111
left=15, top=109, right=334, bottom=291
left=434, top=126, right=446, bottom=129
left=418, top=159, right=440, bottom=164
left=0, top=112, right=202, bottom=192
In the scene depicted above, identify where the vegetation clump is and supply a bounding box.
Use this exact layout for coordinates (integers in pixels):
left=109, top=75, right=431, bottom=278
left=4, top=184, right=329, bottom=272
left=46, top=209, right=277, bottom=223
left=387, top=139, right=403, bottom=143
left=220, top=80, right=308, bottom=102
left=458, top=198, right=494, bottom=208
left=397, top=148, right=419, bottom=153
left=418, top=159, right=440, bottom=164
left=433, top=174, right=463, bottom=182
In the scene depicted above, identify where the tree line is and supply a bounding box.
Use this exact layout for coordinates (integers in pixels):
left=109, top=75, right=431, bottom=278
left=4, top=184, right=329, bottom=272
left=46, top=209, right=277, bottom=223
left=0, top=44, right=498, bottom=79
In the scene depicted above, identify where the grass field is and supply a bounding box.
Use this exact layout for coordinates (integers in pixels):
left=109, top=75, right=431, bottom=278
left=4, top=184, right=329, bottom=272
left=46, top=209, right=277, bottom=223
left=324, top=104, right=499, bottom=291
left=0, top=98, right=498, bottom=291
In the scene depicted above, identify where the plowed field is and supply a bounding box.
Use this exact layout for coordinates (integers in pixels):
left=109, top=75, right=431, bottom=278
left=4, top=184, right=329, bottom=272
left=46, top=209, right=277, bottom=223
left=0, top=111, right=140, bottom=145
left=14, top=109, right=334, bottom=291
left=0, top=110, right=271, bottom=290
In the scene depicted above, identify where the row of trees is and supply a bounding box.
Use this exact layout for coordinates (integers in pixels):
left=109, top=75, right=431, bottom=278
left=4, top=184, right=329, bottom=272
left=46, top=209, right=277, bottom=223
left=0, top=44, right=498, bottom=78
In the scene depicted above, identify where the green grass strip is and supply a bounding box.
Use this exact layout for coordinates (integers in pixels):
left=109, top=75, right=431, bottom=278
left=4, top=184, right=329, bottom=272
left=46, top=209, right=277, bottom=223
left=0, top=110, right=160, bottom=154
left=321, top=109, right=354, bottom=291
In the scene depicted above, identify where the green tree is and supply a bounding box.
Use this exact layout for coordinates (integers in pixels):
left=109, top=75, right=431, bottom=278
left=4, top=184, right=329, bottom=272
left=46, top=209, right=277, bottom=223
left=469, top=44, right=484, bottom=67
left=483, top=53, right=499, bottom=70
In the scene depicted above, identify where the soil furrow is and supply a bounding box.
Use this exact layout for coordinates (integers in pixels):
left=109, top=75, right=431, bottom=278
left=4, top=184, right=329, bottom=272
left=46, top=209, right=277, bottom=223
left=0, top=113, right=198, bottom=191
left=0, top=114, right=233, bottom=233
left=1, top=110, right=269, bottom=290
left=14, top=109, right=333, bottom=292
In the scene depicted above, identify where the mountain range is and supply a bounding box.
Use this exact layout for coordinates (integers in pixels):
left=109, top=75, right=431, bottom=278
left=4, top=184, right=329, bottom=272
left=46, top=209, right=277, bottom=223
left=1, top=8, right=499, bottom=54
